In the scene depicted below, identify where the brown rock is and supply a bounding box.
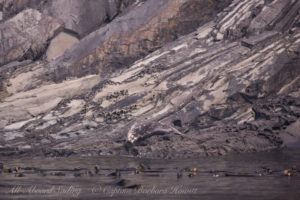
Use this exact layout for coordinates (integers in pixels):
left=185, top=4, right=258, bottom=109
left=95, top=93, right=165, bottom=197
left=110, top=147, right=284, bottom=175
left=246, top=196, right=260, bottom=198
left=46, top=32, right=79, bottom=61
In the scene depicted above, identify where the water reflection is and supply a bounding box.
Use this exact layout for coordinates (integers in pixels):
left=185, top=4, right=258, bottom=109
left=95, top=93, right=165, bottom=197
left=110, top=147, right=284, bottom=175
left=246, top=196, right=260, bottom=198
left=1, top=148, right=300, bottom=200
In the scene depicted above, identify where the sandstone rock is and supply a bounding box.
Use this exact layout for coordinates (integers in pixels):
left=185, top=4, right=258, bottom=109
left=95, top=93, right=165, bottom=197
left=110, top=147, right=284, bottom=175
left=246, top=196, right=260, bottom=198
left=0, top=8, right=62, bottom=66
left=46, top=32, right=79, bottom=61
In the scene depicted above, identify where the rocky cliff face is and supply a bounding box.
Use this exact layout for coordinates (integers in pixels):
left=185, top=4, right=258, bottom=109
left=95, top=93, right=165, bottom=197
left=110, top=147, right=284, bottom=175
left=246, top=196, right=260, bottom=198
left=0, top=0, right=299, bottom=158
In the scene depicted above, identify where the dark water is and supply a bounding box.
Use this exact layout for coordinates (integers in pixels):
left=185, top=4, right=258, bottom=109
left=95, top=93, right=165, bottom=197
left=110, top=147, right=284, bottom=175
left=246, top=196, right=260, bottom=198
left=1, top=148, right=300, bottom=200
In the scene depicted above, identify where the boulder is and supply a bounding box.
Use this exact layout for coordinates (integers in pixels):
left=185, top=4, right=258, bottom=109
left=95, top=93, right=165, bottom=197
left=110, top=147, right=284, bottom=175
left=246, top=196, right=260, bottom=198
left=46, top=32, right=79, bottom=61
left=1, top=0, right=45, bottom=20
left=43, top=0, right=118, bottom=37
left=0, top=8, right=62, bottom=66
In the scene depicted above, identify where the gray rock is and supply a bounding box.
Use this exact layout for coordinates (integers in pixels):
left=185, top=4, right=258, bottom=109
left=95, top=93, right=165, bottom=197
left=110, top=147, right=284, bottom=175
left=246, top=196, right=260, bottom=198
left=0, top=0, right=142, bottom=37
left=1, top=0, right=44, bottom=20
left=0, top=0, right=299, bottom=159
left=0, top=8, right=62, bottom=66
left=241, top=31, right=278, bottom=49
left=43, top=0, right=118, bottom=37
left=48, top=0, right=232, bottom=82
left=248, top=0, right=293, bottom=34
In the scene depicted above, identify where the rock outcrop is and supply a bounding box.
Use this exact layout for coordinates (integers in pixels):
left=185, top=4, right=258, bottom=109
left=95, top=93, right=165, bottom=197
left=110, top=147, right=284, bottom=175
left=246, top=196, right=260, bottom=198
left=43, top=0, right=119, bottom=37
left=0, top=8, right=62, bottom=66
left=49, top=0, right=232, bottom=82
left=46, top=32, right=79, bottom=61
left=0, top=0, right=299, bottom=158
left=0, top=0, right=146, bottom=36
left=0, top=0, right=44, bottom=21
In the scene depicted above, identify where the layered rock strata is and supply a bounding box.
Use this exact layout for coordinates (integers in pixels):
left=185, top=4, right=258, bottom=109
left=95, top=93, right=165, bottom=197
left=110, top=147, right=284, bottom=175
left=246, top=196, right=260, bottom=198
left=0, top=0, right=299, bottom=158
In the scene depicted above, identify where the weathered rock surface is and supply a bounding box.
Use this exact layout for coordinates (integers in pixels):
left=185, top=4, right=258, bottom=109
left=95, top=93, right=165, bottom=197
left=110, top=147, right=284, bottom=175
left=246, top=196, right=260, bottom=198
left=1, top=0, right=45, bottom=20
left=43, top=0, right=119, bottom=37
left=48, top=0, right=232, bottom=82
left=0, top=0, right=145, bottom=66
left=0, top=0, right=299, bottom=158
left=0, top=8, right=62, bottom=66
left=46, top=32, right=79, bottom=61
left=0, top=0, right=146, bottom=36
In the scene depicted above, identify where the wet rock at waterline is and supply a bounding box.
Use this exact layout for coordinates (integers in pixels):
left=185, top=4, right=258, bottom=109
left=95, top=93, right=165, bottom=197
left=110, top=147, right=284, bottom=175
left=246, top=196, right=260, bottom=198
left=0, top=0, right=299, bottom=159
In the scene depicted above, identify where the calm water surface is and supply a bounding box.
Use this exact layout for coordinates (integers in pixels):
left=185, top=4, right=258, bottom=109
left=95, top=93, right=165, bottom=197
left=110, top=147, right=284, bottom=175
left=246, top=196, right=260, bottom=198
left=1, top=148, right=300, bottom=200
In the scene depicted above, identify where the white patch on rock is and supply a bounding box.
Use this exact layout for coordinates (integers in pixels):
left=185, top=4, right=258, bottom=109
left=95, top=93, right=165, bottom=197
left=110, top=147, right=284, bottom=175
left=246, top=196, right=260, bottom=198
left=131, top=104, right=154, bottom=116
left=5, top=118, right=36, bottom=131
left=196, top=22, right=214, bottom=39
left=152, top=104, right=173, bottom=118
left=4, top=132, right=24, bottom=141
left=172, top=43, right=188, bottom=51
left=127, top=123, right=138, bottom=143
left=216, top=32, right=224, bottom=40
left=83, top=120, right=98, bottom=129
left=189, top=47, right=207, bottom=56
left=6, top=62, right=45, bottom=94
left=131, top=51, right=169, bottom=69
left=18, top=145, right=32, bottom=150
left=43, top=112, right=58, bottom=121
left=60, top=99, right=85, bottom=118
left=41, top=139, right=51, bottom=144
left=170, top=90, right=191, bottom=106
left=36, top=119, right=57, bottom=130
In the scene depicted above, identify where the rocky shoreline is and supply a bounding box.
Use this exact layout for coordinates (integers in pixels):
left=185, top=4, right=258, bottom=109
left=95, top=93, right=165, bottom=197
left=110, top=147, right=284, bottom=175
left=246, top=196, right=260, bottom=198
left=0, top=0, right=299, bottom=159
